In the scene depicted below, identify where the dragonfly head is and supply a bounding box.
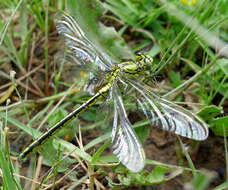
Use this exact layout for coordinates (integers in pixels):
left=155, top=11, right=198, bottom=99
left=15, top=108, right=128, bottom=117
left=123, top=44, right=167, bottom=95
left=117, top=54, right=154, bottom=79
left=135, top=54, right=153, bottom=70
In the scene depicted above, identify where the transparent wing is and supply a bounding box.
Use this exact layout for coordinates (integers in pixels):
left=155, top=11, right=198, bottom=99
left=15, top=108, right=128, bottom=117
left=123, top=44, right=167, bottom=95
left=55, top=13, right=114, bottom=94
left=111, top=84, right=145, bottom=172
left=126, top=78, right=208, bottom=141
left=55, top=12, right=114, bottom=71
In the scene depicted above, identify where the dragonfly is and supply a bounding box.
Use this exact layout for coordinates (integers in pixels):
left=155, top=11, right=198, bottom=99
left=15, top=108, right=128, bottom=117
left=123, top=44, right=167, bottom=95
left=19, top=13, right=208, bottom=172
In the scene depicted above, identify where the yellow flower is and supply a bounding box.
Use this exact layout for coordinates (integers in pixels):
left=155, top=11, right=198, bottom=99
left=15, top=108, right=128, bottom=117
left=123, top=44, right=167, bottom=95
left=192, top=0, right=197, bottom=6
left=181, top=0, right=188, bottom=5
left=181, top=0, right=198, bottom=6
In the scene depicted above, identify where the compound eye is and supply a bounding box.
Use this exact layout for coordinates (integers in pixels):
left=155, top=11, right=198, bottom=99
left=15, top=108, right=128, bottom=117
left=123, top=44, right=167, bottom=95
left=144, top=58, right=150, bottom=64
left=144, top=57, right=149, bottom=63
left=144, top=55, right=153, bottom=64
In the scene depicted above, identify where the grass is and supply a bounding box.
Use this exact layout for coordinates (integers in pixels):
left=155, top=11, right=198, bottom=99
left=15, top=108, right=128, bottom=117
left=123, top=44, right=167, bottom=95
left=0, top=0, right=228, bottom=189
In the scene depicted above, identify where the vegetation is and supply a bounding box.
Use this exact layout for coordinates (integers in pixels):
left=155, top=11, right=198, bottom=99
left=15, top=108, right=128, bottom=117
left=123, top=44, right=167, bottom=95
left=0, top=0, right=227, bottom=189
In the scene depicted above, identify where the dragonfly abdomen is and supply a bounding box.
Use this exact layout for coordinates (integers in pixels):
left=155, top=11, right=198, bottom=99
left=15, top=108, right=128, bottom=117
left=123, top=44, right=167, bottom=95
left=18, top=82, right=112, bottom=160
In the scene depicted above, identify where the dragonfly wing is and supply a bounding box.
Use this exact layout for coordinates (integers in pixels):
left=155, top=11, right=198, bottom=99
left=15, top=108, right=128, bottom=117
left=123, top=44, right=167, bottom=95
left=55, top=13, right=114, bottom=94
left=55, top=13, right=114, bottom=71
left=111, top=85, right=145, bottom=172
left=127, top=79, right=208, bottom=141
